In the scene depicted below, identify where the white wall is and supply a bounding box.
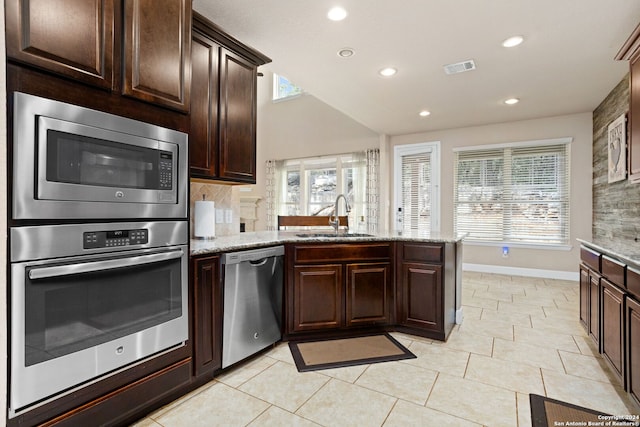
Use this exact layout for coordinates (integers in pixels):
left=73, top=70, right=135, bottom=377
left=240, top=68, right=381, bottom=231
left=389, top=113, right=593, bottom=276
left=246, top=68, right=591, bottom=276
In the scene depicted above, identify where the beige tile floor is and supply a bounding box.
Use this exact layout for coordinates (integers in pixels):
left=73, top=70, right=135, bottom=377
left=132, top=272, right=640, bottom=427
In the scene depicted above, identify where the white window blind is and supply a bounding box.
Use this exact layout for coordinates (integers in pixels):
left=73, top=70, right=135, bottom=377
left=401, top=152, right=432, bottom=232
left=454, top=142, right=570, bottom=245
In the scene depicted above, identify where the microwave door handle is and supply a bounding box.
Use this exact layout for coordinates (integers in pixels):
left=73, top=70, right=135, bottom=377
left=28, top=250, right=184, bottom=280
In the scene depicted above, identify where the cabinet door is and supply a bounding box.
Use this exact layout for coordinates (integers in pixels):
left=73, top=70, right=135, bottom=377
left=123, top=0, right=191, bottom=112
left=399, top=262, right=442, bottom=332
left=601, top=278, right=625, bottom=385
left=5, top=0, right=115, bottom=89
left=589, top=272, right=601, bottom=348
left=192, top=255, right=222, bottom=378
left=627, top=296, right=640, bottom=405
left=292, top=264, right=343, bottom=332
left=630, top=55, right=640, bottom=181
left=218, top=48, right=257, bottom=183
left=189, top=31, right=219, bottom=178
left=579, top=265, right=590, bottom=331
left=346, top=262, right=391, bottom=326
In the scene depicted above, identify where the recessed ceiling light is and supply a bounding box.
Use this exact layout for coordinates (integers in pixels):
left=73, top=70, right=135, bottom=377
left=419, top=110, right=431, bottom=117
left=504, top=98, right=520, bottom=105
left=327, top=7, right=347, bottom=21
left=379, top=67, right=397, bottom=77
left=337, top=48, right=355, bottom=58
left=502, top=36, right=524, bottom=48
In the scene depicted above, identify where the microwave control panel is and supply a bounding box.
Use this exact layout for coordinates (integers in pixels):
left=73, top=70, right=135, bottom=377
left=83, top=229, right=149, bottom=249
left=158, top=152, right=173, bottom=189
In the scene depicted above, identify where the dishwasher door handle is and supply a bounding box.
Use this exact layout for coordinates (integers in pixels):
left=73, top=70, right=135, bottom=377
left=249, top=258, right=270, bottom=267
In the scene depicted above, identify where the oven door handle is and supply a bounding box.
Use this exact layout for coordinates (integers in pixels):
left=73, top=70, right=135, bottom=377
left=28, top=249, right=184, bottom=280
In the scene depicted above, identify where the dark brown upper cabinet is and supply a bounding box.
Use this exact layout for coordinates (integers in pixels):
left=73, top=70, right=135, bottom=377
left=617, top=22, right=640, bottom=182
left=7, top=0, right=192, bottom=112
left=189, top=12, right=271, bottom=184
left=122, top=0, right=192, bottom=112
left=218, top=48, right=257, bottom=182
left=6, top=0, right=116, bottom=89
left=189, top=31, right=220, bottom=177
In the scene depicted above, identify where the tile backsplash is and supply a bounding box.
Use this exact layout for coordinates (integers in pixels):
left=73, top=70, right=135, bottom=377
left=190, top=181, right=240, bottom=238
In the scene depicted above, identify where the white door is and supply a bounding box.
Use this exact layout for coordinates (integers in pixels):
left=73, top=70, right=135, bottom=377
left=393, top=142, right=440, bottom=233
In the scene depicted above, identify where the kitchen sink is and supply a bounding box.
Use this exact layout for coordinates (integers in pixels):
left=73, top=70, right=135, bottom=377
left=296, top=232, right=373, bottom=238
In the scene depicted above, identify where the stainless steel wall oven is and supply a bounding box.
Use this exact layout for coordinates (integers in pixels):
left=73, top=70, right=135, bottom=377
left=8, top=93, right=191, bottom=418
left=9, top=221, right=189, bottom=416
left=12, top=92, right=188, bottom=220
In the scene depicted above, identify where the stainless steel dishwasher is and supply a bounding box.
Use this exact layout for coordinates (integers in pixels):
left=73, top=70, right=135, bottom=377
left=221, top=245, right=284, bottom=368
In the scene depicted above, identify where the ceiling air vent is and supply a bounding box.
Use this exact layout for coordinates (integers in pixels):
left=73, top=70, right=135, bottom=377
left=443, top=59, right=476, bottom=75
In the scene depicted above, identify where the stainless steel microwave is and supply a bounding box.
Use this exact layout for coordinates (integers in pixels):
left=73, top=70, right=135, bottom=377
left=12, top=92, right=188, bottom=220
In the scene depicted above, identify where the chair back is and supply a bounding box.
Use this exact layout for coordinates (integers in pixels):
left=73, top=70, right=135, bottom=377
left=277, top=215, right=349, bottom=230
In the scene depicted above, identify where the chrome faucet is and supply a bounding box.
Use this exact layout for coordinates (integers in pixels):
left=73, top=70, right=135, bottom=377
left=329, top=194, right=351, bottom=233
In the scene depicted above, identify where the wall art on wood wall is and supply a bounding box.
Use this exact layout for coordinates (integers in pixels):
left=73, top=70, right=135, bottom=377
left=608, top=113, right=627, bottom=183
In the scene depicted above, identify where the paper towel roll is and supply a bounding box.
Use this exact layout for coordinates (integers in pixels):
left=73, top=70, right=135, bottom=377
left=194, top=200, right=216, bottom=239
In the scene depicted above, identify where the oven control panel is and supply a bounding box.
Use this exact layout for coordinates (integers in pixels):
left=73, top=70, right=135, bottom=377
left=83, top=229, right=149, bottom=249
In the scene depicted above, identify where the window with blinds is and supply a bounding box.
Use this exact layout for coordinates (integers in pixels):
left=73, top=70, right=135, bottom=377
left=454, top=140, right=570, bottom=245
left=400, top=152, right=432, bottom=232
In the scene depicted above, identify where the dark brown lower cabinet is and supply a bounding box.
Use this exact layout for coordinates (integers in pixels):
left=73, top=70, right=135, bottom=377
left=192, top=255, right=222, bottom=380
left=398, top=262, right=443, bottom=333
left=602, top=278, right=626, bottom=386
left=286, top=243, right=393, bottom=337
left=590, top=271, right=602, bottom=349
left=8, top=349, right=192, bottom=427
left=627, top=296, right=640, bottom=406
left=42, top=359, right=192, bottom=427
left=395, top=242, right=453, bottom=340
left=292, top=264, right=343, bottom=332
left=346, top=262, right=392, bottom=326
left=579, top=265, right=590, bottom=330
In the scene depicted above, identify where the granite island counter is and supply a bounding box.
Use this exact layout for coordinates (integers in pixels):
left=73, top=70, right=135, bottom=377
left=190, top=231, right=464, bottom=344
left=190, top=230, right=463, bottom=255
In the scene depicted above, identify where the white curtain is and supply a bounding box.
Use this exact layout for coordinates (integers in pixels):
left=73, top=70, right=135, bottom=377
left=265, top=159, right=283, bottom=231
left=366, top=149, right=380, bottom=234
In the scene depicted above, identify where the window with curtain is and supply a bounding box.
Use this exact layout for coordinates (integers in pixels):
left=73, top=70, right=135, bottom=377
left=454, top=139, right=571, bottom=245
left=278, top=154, right=366, bottom=223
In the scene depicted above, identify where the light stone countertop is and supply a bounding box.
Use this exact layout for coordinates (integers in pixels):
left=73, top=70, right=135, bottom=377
left=190, top=230, right=463, bottom=256
left=577, top=238, right=640, bottom=270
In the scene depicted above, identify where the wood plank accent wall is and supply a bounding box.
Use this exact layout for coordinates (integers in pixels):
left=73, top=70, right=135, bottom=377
left=592, top=73, right=640, bottom=252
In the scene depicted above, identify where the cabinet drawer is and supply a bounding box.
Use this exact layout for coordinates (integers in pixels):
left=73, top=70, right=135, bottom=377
left=293, top=243, right=391, bottom=263
left=580, top=246, right=601, bottom=272
left=400, top=243, right=443, bottom=264
left=52, top=359, right=192, bottom=426
left=602, top=255, right=626, bottom=289
left=628, top=266, right=640, bottom=300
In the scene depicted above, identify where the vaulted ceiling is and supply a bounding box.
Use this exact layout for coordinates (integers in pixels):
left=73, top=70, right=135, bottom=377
left=194, top=0, right=640, bottom=136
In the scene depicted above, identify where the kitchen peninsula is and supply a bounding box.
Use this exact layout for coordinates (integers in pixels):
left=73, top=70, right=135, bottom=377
left=578, top=238, right=640, bottom=408
left=190, top=230, right=463, bottom=380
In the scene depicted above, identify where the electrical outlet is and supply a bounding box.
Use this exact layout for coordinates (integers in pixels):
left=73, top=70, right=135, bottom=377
left=215, top=209, right=224, bottom=224
left=225, top=209, right=233, bottom=223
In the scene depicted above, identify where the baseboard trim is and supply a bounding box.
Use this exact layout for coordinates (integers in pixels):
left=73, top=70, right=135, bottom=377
left=463, top=263, right=579, bottom=281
